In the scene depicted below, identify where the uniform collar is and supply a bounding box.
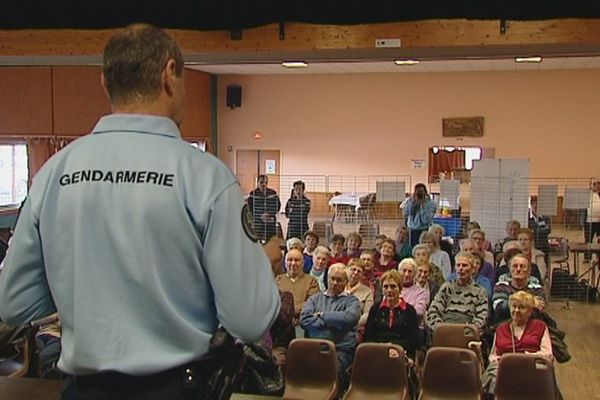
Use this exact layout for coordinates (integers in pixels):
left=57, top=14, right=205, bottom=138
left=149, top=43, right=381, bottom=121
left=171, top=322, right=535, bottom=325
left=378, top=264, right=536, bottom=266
left=92, top=114, right=181, bottom=139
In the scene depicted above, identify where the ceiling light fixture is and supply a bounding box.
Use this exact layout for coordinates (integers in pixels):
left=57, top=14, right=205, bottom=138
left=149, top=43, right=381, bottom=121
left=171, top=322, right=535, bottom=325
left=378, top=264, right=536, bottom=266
left=394, top=59, right=420, bottom=66
left=281, top=61, right=308, bottom=68
left=515, top=56, right=543, bottom=63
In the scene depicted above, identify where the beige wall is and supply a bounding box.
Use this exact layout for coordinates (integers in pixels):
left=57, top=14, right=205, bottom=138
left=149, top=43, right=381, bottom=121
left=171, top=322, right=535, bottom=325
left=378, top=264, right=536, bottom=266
left=217, top=70, right=600, bottom=182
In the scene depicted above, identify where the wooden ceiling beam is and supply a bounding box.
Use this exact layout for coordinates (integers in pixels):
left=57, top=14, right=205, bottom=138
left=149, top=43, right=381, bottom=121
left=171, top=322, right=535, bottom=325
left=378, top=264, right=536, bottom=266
left=1, top=19, right=600, bottom=58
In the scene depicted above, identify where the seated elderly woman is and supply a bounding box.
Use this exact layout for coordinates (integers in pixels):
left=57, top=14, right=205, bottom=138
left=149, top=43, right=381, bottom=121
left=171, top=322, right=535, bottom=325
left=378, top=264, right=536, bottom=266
left=359, top=249, right=377, bottom=290
left=459, top=238, right=496, bottom=286
left=394, top=224, right=413, bottom=262
left=482, top=290, right=554, bottom=395
left=415, top=261, right=440, bottom=306
left=303, top=230, right=319, bottom=269
left=469, top=228, right=495, bottom=266
left=345, top=258, right=374, bottom=328
left=426, top=251, right=489, bottom=332
left=300, top=263, right=361, bottom=379
left=328, top=234, right=349, bottom=266
left=412, top=243, right=445, bottom=286
left=465, top=221, right=493, bottom=252
left=310, top=245, right=331, bottom=291
left=363, top=269, right=420, bottom=359
left=344, top=232, right=363, bottom=259
left=398, top=258, right=430, bottom=324
left=428, top=223, right=454, bottom=270
left=276, top=249, right=321, bottom=319
left=419, top=231, right=451, bottom=280
left=374, top=238, right=398, bottom=278
left=492, top=252, right=545, bottom=323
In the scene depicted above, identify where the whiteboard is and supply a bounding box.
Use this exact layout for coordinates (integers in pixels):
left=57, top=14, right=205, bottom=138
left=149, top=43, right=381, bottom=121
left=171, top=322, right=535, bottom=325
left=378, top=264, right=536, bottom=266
left=376, top=181, right=406, bottom=202
left=564, top=187, right=590, bottom=209
left=537, top=185, right=558, bottom=216
left=440, top=179, right=460, bottom=210
left=470, top=159, right=530, bottom=244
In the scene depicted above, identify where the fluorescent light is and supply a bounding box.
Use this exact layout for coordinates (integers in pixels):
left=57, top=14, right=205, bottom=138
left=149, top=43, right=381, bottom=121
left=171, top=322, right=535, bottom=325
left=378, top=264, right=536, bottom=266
left=394, top=59, right=420, bottom=66
left=515, top=56, right=543, bottom=63
left=281, top=61, right=308, bottom=68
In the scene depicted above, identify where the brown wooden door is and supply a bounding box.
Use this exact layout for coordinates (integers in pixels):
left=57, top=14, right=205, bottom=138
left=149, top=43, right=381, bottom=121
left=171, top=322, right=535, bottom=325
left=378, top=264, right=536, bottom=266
left=235, top=149, right=281, bottom=196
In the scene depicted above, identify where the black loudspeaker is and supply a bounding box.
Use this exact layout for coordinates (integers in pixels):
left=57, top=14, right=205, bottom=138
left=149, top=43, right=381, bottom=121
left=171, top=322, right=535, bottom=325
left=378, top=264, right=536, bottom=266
left=226, top=85, right=242, bottom=109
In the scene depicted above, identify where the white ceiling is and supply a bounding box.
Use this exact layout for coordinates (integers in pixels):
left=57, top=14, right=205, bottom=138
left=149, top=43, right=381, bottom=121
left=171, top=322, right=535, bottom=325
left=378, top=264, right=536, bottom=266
left=187, top=56, right=600, bottom=75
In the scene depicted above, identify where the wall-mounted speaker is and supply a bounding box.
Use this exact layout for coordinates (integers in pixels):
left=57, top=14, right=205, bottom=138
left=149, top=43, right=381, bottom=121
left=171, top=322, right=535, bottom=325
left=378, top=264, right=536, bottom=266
left=226, top=85, right=242, bottom=109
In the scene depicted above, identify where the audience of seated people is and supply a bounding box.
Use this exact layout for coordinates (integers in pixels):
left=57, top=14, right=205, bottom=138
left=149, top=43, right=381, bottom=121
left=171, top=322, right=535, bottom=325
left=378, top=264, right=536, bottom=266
left=303, top=230, right=319, bottom=269
left=412, top=244, right=445, bottom=286
left=363, top=269, right=420, bottom=359
left=428, top=223, right=455, bottom=270
left=300, top=263, right=361, bottom=381
left=492, top=252, right=545, bottom=323
left=426, top=251, right=489, bottom=332
left=419, top=231, right=451, bottom=280
left=344, top=232, right=363, bottom=259
left=482, top=291, right=554, bottom=396
left=394, top=225, right=413, bottom=262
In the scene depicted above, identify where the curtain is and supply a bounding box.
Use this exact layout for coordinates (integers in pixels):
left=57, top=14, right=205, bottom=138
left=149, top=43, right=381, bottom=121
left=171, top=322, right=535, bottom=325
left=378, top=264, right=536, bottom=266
left=428, top=149, right=466, bottom=181
left=26, top=137, right=74, bottom=186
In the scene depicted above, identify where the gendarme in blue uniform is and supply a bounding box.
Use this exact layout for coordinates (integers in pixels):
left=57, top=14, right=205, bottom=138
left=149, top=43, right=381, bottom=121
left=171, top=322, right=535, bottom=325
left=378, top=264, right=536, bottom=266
left=0, top=114, right=280, bottom=376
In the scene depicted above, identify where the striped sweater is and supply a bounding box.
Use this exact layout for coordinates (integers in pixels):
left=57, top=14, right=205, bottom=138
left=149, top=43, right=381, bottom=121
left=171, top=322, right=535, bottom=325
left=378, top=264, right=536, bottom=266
left=426, top=281, right=489, bottom=330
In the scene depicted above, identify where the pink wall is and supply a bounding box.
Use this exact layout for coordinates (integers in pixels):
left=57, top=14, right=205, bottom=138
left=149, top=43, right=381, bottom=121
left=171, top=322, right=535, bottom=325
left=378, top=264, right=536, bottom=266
left=217, top=70, right=600, bottom=182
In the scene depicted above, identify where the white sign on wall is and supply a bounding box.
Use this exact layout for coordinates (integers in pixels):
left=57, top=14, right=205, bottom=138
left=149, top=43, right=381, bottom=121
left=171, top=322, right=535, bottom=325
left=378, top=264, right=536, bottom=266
left=411, top=159, right=425, bottom=169
left=265, top=159, right=276, bottom=174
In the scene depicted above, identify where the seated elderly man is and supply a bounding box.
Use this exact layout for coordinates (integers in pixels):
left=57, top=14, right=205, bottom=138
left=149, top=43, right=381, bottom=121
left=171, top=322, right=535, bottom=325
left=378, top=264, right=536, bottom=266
left=496, top=241, right=543, bottom=283
left=492, top=252, right=545, bottom=323
left=300, top=263, right=361, bottom=378
left=276, top=249, right=321, bottom=319
left=426, top=251, right=489, bottom=332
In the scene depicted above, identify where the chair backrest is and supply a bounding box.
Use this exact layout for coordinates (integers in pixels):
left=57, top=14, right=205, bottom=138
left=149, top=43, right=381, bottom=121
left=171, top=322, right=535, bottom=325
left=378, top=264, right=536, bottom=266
left=432, top=323, right=480, bottom=348
left=358, top=224, right=380, bottom=239
left=284, top=338, right=338, bottom=400
left=0, top=325, right=34, bottom=378
left=495, top=353, right=559, bottom=400
left=419, top=347, right=482, bottom=400
left=344, top=343, right=409, bottom=400
left=313, top=221, right=334, bottom=244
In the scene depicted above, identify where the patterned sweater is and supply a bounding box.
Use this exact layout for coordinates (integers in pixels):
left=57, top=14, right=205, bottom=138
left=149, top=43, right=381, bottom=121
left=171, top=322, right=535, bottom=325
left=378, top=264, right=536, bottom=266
left=426, top=281, right=488, bottom=331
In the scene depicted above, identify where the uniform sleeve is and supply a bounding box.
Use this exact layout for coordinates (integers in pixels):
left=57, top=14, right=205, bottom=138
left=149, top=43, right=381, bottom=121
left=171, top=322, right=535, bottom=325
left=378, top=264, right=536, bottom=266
left=202, top=183, right=280, bottom=342
left=0, top=199, right=56, bottom=326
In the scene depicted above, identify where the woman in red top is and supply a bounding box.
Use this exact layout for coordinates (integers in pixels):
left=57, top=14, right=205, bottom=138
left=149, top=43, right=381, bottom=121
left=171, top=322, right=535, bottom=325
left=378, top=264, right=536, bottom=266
left=482, top=290, right=553, bottom=394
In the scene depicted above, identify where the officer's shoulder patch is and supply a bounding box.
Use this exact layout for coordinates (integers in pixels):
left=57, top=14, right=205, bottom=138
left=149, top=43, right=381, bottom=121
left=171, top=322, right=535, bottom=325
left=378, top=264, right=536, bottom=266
left=241, top=204, right=258, bottom=242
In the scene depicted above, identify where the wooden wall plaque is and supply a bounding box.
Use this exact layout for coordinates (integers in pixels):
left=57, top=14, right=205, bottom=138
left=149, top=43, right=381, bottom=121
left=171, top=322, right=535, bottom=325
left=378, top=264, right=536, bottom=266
left=442, top=117, right=484, bottom=137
